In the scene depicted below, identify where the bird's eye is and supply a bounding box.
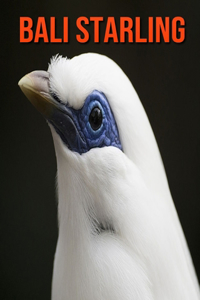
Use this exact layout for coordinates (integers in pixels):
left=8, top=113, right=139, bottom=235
left=89, top=107, right=103, bottom=131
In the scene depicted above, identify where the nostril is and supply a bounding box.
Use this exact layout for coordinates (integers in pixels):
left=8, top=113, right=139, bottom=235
left=50, top=92, right=61, bottom=103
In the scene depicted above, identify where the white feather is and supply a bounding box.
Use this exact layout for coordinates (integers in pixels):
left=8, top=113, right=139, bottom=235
left=47, top=53, right=199, bottom=300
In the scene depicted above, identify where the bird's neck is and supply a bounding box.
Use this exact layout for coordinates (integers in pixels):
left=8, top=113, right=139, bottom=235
left=54, top=143, right=92, bottom=251
left=51, top=145, right=99, bottom=300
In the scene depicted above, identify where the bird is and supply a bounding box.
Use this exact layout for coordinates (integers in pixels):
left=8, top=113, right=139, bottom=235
left=18, top=53, right=200, bottom=300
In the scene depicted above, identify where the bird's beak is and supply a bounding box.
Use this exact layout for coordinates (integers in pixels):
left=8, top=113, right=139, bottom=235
left=18, top=70, right=87, bottom=153
left=18, top=71, right=61, bottom=118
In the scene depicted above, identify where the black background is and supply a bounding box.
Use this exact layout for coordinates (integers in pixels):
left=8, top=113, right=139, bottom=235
left=1, top=0, right=200, bottom=299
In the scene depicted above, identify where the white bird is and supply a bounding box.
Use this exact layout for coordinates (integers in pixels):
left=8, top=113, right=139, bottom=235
left=18, top=53, right=199, bottom=300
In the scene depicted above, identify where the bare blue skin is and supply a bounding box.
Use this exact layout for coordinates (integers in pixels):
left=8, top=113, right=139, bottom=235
left=49, top=90, right=122, bottom=154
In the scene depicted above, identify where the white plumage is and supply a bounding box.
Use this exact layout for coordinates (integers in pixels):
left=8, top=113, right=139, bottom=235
left=19, top=53, right=200, bottom=300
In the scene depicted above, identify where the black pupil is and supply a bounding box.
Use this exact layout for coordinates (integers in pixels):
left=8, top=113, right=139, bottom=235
left=89, top=107, right=102, bottom=130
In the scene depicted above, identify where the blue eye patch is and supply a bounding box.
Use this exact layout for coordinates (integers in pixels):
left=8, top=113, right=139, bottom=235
left=49, top=90, right=122, bottom=154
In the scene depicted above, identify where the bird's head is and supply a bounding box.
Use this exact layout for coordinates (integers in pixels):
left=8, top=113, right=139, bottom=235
left=18, top=53, right=169, bottom=232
